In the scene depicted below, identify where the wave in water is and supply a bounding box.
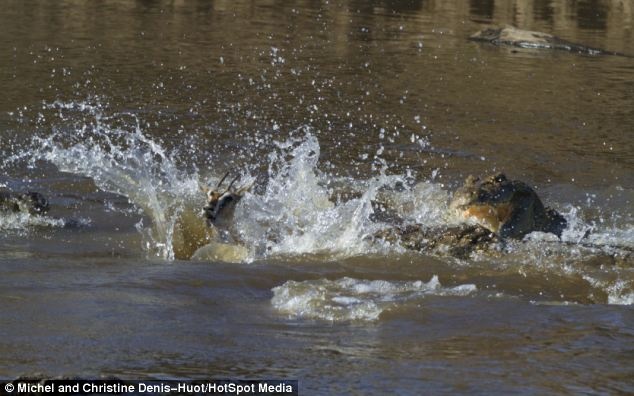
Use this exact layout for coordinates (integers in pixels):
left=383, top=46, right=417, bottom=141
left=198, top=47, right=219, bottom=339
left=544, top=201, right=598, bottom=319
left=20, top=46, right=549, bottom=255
left=271, top=276, right=477, bottom=321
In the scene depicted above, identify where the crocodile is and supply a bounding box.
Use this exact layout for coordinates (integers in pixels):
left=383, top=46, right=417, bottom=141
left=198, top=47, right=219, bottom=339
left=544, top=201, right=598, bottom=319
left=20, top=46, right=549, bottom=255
left=374, top=223, right=501, bottom=259
left=372, top=173, right=567, bottom=258
left=470, top=25, right=629, bottom=56
left=448, top=173, right=567, bottom=239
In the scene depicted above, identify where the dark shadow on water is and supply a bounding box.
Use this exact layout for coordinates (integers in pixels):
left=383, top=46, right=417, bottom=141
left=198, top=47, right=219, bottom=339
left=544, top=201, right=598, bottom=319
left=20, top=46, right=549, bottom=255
left=348, top=0, right=427, bottom=14
left=576, top=0, right=608, bottom=30
left=470, top=0, right=495, bottom=20
left=533, top=0, right=555, bottom=24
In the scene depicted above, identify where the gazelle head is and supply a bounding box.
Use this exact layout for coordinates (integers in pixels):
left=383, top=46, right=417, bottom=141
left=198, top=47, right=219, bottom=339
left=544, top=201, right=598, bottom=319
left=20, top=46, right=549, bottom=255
left=200, top=172, right=252, bottom=225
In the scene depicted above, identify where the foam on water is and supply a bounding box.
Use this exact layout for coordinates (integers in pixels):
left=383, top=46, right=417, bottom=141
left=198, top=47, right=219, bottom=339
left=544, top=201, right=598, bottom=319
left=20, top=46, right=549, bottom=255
left=583, top=276, right=634, bottom=306
left=608, top=291, right=634, bottom=305
left=0, top=212, right=67, bottom=231
left=606, top=282, right=634, bottom=305
left=271, top=275, right=477, bottom=321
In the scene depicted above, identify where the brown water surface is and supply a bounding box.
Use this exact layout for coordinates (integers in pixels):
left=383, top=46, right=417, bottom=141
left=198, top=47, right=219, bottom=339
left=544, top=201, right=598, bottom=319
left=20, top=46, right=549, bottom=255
left=1, top=1, right=633, bottom=394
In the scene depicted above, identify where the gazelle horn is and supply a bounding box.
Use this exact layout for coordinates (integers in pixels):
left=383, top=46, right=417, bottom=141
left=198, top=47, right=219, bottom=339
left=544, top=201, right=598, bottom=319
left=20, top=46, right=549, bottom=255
left=216, top=171, right=231, bottom=189
left=226, top=175, right=240, bottom=193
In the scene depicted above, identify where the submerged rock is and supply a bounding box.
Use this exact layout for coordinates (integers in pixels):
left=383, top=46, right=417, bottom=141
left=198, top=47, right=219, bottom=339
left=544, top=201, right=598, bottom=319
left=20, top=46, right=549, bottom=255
left=470, top=25, right=627, bottom=56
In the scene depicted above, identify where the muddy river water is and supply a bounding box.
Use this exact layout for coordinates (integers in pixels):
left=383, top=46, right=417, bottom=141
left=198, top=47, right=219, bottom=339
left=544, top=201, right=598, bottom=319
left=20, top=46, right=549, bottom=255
left=1, top=0, right=633, bottom=394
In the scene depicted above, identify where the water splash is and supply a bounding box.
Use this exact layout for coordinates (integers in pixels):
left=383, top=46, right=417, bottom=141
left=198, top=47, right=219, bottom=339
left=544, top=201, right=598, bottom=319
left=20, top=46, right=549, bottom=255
left=29, top=101, right=201, bottom=259
left=14, top=100, right=632, bottom=298
left=22, top=103, right=413, bottom=261
left=234, top=129, right=403, bottom=258
left=375, top=180, right=450, bottom=227
left=0, top=212, right=68, bottom=231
